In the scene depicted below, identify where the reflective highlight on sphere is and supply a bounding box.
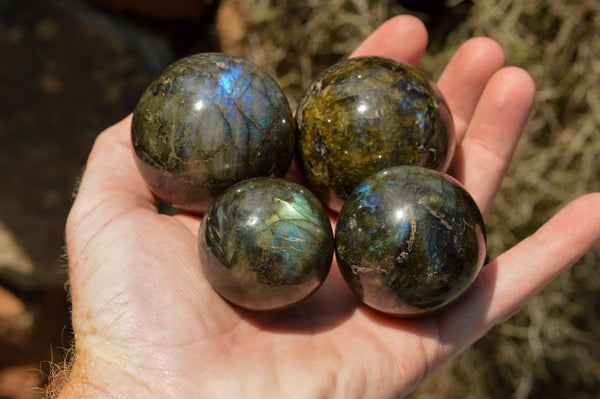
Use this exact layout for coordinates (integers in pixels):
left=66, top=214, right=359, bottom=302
left=132, top=53, right=297, bottom=214
left=296, top=56, right=455, bottom=212
left=335, top=166, right=486, bottom=316
left=198, top=177, right=334, bottom=311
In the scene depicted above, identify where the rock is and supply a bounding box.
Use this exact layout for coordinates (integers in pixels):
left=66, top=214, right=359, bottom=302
left=0, top=366, right=43, bottom=399
left=0, top=222, right=39, bottom=292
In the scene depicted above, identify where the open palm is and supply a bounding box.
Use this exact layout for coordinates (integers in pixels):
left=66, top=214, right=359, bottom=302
left=60, top=16, right=600, bottom=398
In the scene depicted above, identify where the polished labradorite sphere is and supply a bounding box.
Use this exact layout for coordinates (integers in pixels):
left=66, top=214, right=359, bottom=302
left=198, top=177, right=334, bottom=311
left=132, top=52, right=296, bottom=214
left=335, top=166, right=486, bottom=316
left=296, top=56, right=455, bottom=212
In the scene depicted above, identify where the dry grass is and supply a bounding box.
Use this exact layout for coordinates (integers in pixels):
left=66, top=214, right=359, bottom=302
left=237, top=0, right=600, bottom=397
left=240, top=0, right=408, bottom=108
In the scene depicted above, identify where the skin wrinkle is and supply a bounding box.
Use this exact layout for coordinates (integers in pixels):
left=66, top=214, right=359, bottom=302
left=177, top=280, right=231, bottom=341
left=461, top=133, right=509, bottom=168
left=77, top=178, right=154, bottom=219
left=171, top=213, right=202, bottom=235
left=346, top=314, right=402, bottom=398
left=187, top=333, right=236, bottom=377
left=67, top=205, right=145, bottom=272
left=92, top=285, right=136, bottom=330
left=313, top=342, right=342, bottom=399
left=74, top=213, right=143, bottom=274
left=414, top=318, right=443, bottom=391
left=351, top=306, right=449, bottom=397
left=479, top=261, right=522, bottom=326
left=62, top=372, right=117, bottom=399
left=439, top=266, right=496, bottom=345
left=66, top=194, right=115, bottom=250
left=143, top=340, right=224, bottom=396
left=68, top=245, right=121, bottom=318
left=78, top=216, right=226, bottom=346
left=391, top=336, right=429, bottom=395
left=81, top=293, right=238, bottom=398
left=366, top=341, right=398, bottom=398
left=211, top=337, right=269, bottom=398
left=71, top=337, right=144, bottom=398
left=271, top=347, right=288, bottom=399
left=120, top=364, right=174, bottom=398
left=91, top=143, right=140, bottom=183
left=283, top=337, right=335, bottom=399
left=321, top=340, right=342, bottom=399
left=217, top=322, right=341, bottom=398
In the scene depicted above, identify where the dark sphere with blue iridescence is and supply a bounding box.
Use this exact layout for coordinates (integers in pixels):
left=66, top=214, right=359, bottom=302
left=132, top=53, right=296, bottom=214
left=198, top=177, right=334, bottom=311
left=335, top=166, right=486, bottom=316
left=296, top=56, right=455, bottom=212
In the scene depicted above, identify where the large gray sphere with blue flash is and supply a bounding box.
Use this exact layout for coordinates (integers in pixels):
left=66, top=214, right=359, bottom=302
left=132, top=53, right=297, bottom=214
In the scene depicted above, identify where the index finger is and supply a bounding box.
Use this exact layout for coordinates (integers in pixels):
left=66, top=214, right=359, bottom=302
left=349, top=15, right=428, bottom=65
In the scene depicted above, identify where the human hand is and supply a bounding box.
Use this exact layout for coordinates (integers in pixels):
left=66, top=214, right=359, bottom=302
left=59, top=15, right=600, bottom=398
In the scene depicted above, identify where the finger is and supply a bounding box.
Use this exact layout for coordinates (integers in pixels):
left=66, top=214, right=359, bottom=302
left=449, top=67, right=536, bottom=217
left=438, top=193, right=600, bottom=356
left=173, top=213, right=203, bottom=236
left=437, top=37, right=506, bottom=140
left=349, top=15, right=428, bottom=65
left=66, top=115, right=156, bottom=245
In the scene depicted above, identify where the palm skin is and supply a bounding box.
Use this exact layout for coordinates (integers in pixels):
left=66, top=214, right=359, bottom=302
left=60, top=16, right=600, bottom=398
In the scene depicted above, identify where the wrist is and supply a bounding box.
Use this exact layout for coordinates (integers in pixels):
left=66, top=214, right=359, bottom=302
left=51, top=344, right=146, bottom=399
left=51, top=355, right=109, bottom=399
left=57, top=375, right=108, bottom=399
